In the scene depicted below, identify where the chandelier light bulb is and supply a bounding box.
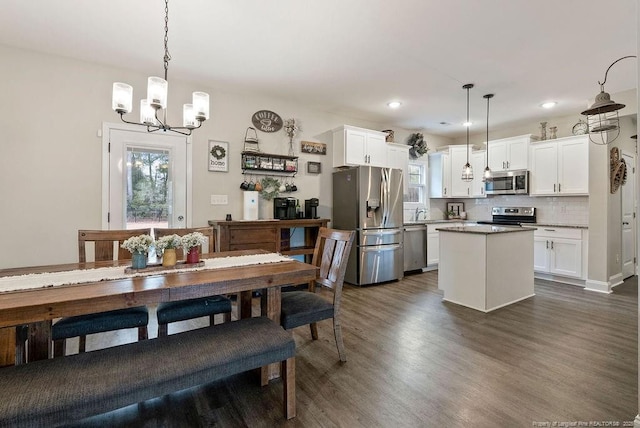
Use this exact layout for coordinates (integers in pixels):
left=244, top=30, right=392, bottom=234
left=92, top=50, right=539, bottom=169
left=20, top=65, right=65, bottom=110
left=183, top=104, right=197, bottom=129
left=192, top=92, right=210, bottom=121
left=140, top=99, right=157, bottom=125
left=147, top=77, right=168, bottom=110
left=112, top=83, right=133, bottom=114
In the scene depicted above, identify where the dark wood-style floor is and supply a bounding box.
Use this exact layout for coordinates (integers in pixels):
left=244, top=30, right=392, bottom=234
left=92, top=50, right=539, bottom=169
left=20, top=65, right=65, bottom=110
left=64, top=271, right=637, bottom=428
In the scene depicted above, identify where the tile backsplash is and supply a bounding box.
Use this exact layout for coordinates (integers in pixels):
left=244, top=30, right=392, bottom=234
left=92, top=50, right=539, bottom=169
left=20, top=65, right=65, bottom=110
left=429, top=195, right=589, bottom=225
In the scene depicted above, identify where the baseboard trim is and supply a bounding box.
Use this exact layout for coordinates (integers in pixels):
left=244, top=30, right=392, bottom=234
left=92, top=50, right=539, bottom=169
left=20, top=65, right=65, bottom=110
left=534, top=273, right=585, bottom=287
left=609, top=273, right=624, bottom=289
left=634, top=413, right=640, bottom=427
left=584, top=279, right=612, bottom=294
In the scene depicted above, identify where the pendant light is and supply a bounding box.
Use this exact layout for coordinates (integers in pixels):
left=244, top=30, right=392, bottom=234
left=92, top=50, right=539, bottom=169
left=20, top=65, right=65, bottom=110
left=581, top=55, right=636, bottom=145
left=482, top=93, right=494, bottom=182
left=461, top=83, right=474, bottom=182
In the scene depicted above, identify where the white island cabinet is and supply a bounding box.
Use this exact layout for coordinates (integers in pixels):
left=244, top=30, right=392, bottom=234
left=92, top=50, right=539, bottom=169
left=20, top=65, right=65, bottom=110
left=438, top=225, right=535, bottom=312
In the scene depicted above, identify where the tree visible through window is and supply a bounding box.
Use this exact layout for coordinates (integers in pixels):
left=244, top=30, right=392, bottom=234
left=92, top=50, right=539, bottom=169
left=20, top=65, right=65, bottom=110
left=405, top=163, right=425, bottom=203
left=126, top=147, right=170, bottom=229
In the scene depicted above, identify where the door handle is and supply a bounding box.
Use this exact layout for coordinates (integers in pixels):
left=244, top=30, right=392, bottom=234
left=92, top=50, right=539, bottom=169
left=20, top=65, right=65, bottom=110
left=507, top=161, right=510, bottom=168
left=550, top=241, right=554, bottom=249
left=558, top=183, right=561, bottom=192
left=178, top=215, right=184, bottom=221
left=623, top=222, right=630, bottom=225
left=554, top=183, right=556, bottom=192
left=546, top=240, right=549, bottom=249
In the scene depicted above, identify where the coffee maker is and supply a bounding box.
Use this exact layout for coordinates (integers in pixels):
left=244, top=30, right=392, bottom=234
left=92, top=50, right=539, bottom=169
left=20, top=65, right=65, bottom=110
left=274, top=197, right=297, bottom=220
left=305, top=198, right=319, bottom=219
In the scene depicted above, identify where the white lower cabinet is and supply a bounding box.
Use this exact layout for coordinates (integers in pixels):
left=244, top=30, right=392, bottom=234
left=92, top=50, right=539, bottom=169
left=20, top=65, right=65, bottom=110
left=533, top=227, right=585, bottom=279
left=426, top=223, right=463, bottom=267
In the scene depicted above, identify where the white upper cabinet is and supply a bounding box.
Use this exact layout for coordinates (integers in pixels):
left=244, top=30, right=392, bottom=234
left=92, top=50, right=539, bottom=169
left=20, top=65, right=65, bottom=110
left=333, top=125, right=388, bottom=167
left=471, top=151, right=487, bottom=198
left=387, top=143, right=409, bottom=193
left=450, top=146, right=471, bottom=197
left=487, top=134, right=534, bottom=171
left=429, top=152, right=451, bottom=198
left=529, top=135, right=589, bottom=196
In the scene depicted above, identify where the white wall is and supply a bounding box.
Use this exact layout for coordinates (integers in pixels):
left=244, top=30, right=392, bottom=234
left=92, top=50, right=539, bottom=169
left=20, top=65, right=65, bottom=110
left=0, top=44, right=451, bottom=269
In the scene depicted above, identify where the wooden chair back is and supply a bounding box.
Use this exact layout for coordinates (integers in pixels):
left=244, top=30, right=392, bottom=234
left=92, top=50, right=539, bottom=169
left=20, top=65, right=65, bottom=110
left=154, top=226, right=216, bottom=259
left=78, top=228, right=152, bottom=263
left=309, top=228, right=355, bottom=304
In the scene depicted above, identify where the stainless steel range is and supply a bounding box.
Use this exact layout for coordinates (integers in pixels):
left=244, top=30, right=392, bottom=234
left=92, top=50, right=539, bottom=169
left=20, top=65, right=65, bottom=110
left=476, top=207, right=536, bottom=226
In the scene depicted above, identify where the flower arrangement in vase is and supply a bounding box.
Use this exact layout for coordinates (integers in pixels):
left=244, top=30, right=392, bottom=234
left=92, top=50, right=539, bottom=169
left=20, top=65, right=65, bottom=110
left=121, top=234, right=154, bottom=269
left=181, top=232, right=206, bottom=264
left=155, top=234, right=182, bottom=267
left=283, top=118, right=299, bottom=156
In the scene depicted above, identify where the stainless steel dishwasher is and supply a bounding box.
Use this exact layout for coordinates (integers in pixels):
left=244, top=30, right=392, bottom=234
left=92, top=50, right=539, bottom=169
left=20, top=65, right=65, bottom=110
left=403, top=224, right=427, bottom=272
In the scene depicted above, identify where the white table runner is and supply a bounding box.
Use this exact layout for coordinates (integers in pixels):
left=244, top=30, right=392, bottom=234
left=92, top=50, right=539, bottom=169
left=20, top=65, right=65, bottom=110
left=0, top=253, right=293, bottom=293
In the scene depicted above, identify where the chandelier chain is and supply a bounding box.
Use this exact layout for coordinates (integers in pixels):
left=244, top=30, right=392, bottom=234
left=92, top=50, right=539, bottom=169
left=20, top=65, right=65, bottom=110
left=163, top=0, right=171, bottom=81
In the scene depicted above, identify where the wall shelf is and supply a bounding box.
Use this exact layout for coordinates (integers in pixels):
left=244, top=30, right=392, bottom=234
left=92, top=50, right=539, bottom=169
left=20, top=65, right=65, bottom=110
left=241, top=151, right=298, bottom=175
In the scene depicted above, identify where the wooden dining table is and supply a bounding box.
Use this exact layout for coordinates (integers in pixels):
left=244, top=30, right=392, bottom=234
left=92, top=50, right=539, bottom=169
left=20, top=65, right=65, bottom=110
left=0, top=250, right=317, bottom=373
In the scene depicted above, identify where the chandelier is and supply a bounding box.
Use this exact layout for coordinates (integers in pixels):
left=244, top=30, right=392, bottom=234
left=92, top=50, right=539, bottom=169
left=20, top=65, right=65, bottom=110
left=111, top=0, right=209, bottom=136
left=581, top=55, right=636, bottom=145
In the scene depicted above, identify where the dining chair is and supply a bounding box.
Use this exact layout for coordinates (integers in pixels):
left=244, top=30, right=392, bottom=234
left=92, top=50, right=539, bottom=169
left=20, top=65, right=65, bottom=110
left=280, top=227, right=355, bottom=362
left=154, top=227, right=232, bottom=337
left=51, top=229, right=152, bottom=357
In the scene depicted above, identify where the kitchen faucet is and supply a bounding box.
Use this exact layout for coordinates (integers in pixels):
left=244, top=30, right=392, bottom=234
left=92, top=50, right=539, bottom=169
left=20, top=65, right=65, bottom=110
left=414, top=208, right=427, bottom=221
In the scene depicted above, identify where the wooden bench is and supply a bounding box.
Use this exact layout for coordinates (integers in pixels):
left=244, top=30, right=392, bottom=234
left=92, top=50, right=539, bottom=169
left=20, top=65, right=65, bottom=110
left=0, top=316, right=296, bottom=426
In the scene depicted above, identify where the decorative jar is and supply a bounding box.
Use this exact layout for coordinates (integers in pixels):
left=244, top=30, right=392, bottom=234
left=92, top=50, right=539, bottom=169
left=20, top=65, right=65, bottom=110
left=162, top=248, right=177, bottom=267
left=131, top=251, right=147, bottom=269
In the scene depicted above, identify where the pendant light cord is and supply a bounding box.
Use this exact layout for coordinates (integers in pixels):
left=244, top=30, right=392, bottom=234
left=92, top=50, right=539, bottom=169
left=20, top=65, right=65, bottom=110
left=466, top=85, right=470, bottom=163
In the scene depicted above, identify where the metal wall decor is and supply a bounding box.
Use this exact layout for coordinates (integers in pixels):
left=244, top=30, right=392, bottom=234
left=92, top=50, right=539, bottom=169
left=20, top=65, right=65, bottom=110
left=610, top=147, right=627, bottom=194
left=251, top=110, right=283, bottom=132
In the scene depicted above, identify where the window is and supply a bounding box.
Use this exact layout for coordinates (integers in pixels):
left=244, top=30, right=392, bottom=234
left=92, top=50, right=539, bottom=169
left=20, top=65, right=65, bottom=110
left=405, top=163, right=426, bottom=203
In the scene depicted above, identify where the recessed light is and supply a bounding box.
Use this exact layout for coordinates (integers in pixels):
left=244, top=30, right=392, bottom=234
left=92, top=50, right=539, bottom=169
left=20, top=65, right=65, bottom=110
left=387, top=101, right=402, bottom=109
left=541, top=101, right=557, bottom=109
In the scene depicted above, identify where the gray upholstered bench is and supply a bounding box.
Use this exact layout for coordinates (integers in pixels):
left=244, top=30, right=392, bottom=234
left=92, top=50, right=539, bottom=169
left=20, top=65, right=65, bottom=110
left=0, top=316, right=295, bottom=427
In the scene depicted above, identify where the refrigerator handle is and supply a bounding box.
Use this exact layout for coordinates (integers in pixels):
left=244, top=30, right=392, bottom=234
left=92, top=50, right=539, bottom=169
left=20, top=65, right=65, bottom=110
left=382, top=168, right=389, bottom=227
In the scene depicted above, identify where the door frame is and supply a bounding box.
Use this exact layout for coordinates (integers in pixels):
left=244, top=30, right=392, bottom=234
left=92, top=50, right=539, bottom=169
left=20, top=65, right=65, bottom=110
left=621, top=149, right=637, bottom=277
left=101, top=122, right=193, bottom=229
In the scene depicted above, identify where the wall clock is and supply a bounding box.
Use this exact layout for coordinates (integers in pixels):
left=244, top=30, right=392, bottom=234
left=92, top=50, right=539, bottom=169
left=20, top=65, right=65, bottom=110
left=572, top=120, right=588, bottom=135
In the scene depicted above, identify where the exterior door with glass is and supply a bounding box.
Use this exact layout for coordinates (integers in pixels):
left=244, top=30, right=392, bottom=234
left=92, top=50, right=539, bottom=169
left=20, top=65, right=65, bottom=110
left=103, top=124, right=191, bottom=230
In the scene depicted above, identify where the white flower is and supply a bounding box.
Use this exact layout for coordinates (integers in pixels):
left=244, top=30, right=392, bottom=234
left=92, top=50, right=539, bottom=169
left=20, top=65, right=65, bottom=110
left=121, top=234, right=154, bottom=254
left=155, top=234, right=182, bottom=252
left=181, top=232, right=206, bottom=250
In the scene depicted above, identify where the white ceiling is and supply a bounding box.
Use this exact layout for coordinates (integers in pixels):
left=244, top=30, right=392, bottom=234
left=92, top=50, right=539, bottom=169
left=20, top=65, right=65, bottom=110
left=0, top=0, right=637, bottom=137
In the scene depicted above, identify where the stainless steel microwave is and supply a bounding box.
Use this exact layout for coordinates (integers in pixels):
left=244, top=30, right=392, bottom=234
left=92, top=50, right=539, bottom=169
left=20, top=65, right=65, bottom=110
left=485, top=169, right=529, bottom=195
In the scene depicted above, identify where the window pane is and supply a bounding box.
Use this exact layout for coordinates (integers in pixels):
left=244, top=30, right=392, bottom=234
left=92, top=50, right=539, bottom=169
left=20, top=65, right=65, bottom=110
left=126, top=147, right=170, bottom=230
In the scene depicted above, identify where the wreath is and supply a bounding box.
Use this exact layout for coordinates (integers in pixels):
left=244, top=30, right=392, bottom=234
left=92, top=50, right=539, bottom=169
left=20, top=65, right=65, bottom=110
left=259, top=177, right=281, bottom=200
left=210, top=145, right=226, bottom=160
left=407, top=133, right=429, bottom=159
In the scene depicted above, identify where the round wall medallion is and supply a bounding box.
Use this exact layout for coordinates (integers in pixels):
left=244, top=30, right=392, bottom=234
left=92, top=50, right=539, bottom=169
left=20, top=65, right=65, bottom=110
left=252, top=110, right=283, bottom=133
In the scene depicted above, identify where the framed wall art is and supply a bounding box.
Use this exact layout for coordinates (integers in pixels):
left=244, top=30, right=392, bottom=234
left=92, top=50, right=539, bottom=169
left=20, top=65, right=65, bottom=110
left=307, top=161, right=322, bottom=174
left=208, top=140, right=229, bottom=172
left=301, top=141, right=327, bottom=155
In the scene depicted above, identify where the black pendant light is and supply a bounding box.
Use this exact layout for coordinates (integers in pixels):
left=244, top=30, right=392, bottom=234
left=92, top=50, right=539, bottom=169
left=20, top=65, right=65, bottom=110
left=461, top=84, right=474, bottom=182
left=482, top=93, right=494, bottom=182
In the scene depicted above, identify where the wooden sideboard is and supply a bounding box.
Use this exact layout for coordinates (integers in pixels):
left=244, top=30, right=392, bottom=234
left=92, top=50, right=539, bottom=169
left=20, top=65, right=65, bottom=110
left=209, top=219, right=330, bottom=262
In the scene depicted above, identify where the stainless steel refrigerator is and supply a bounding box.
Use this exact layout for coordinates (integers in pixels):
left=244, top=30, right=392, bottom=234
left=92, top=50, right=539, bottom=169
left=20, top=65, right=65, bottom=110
left=332, top=166, right=404, bottom=285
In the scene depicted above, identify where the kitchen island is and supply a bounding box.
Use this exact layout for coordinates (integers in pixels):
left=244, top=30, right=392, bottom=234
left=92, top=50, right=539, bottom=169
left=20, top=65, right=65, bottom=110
left=437, top=225, right=535, bottom=312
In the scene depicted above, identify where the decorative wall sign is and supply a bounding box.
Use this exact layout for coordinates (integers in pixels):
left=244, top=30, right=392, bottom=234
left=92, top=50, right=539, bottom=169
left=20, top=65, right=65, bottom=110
left=251, top=110, right=283, bottom=133
left=301, top=141, right=327, bottom=155
left=208, top=140, right=229, bottom=172
left=307, top=161, right=322, bottom=174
